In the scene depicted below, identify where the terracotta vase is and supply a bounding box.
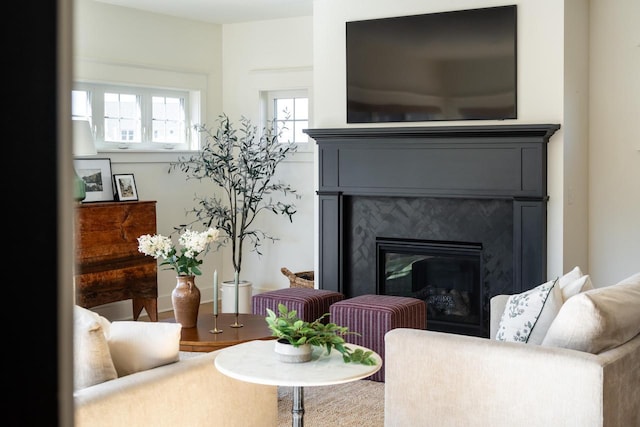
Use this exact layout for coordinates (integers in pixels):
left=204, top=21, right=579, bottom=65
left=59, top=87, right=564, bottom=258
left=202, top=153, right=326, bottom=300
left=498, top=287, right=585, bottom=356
left=172, top=275, right=201, bottom=328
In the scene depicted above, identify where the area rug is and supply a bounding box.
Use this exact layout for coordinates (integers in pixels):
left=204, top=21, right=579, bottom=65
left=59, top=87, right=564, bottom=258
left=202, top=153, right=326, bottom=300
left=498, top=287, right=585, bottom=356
left=277, top=380, right=384, bottom=427
left=180, top=352, right=385, bottom=426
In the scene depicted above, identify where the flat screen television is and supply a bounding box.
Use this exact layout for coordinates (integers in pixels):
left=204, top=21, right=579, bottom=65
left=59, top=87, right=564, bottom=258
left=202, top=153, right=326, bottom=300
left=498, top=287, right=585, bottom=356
left=346, top=5, right=517, bottom=123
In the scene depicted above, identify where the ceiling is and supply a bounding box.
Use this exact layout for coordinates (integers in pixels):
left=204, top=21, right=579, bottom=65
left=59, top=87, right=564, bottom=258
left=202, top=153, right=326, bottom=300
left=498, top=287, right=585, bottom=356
left=93, top=0, right=314, bottom=24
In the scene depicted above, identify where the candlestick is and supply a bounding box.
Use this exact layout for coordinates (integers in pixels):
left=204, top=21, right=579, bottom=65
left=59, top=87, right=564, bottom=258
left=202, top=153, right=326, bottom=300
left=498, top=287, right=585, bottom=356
left=209, top=314, right=222, bottom=334
left=213, top=270, right=218, bottom=316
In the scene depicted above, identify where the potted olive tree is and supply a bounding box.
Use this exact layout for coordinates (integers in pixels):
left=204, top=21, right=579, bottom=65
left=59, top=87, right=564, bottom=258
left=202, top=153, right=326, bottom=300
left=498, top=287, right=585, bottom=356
left=169, top=114, right=300, bottom=312
left=265, top=303, right=377, bottom=365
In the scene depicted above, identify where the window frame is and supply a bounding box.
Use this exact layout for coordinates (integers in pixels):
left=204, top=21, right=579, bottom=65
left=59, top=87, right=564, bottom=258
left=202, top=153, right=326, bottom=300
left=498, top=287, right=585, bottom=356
left=262, top=89, right=311, bottom=151
left=73, top=81, right=201, bottom=152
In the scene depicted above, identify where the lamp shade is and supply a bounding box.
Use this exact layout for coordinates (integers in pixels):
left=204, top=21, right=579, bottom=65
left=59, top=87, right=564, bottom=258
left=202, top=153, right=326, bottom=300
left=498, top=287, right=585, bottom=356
left=73, top=120, right=97, bottom=156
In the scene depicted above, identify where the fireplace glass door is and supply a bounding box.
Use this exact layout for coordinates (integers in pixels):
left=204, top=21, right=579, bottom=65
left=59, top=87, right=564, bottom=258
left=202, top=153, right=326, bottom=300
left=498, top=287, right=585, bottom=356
left=377, top=238, right=484, bottom=336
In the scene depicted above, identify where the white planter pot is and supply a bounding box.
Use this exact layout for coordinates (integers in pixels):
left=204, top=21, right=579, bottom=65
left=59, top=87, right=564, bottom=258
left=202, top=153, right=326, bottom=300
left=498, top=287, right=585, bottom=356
left=274, top=339, right=313, bottom=363
left=220, top=280, right=252, bottom=314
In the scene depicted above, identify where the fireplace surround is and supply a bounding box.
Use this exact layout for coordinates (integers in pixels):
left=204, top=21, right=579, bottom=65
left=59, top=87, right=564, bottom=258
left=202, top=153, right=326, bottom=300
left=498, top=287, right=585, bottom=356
left=305, top=124, right=560, bottom=337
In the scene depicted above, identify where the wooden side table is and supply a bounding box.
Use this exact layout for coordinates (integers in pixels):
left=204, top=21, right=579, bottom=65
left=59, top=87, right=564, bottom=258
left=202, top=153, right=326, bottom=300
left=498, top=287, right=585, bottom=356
left=75, top=200, right=158, bottom=321
left=165, top=312, right=275, bottom=352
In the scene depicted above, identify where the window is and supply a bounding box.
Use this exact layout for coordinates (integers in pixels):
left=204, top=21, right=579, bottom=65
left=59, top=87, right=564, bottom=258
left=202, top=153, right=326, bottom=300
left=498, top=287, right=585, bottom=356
left=152, top=96, right=185, bottom=143
left=104, top=92, right=141, bottom=143
left=264, top=90, right=309, bottom=145
left=72, top=82, right=198, bottom=151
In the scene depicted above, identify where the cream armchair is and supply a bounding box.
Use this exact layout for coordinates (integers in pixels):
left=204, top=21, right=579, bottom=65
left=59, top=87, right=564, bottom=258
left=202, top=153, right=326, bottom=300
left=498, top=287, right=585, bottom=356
left=384, top=272, right=640, bottom=427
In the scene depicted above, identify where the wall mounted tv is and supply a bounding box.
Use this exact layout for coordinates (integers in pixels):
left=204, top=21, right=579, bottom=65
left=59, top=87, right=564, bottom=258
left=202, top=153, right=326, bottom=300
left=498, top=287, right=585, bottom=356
left=346, top=5, right=517, bottom=123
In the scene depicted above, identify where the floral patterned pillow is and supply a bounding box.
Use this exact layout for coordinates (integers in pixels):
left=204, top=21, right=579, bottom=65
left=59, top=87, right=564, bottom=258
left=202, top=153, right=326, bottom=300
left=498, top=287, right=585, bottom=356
left=496, top=278, right=561, bottom=344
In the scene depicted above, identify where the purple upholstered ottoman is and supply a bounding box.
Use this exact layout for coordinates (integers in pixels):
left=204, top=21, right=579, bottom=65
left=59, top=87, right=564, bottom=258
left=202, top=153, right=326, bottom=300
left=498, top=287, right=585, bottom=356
left=252, top=287, right=345, bottom=323
left=329, top=294, right=426, bottom=382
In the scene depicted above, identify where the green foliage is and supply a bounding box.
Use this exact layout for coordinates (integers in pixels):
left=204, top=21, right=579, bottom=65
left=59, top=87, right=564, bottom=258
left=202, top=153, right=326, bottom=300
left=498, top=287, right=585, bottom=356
left=159, top=246, right=204, bottom=276
left=265, top=303, right=377, bottom=365
left=169, top=114, right=300, bottom=278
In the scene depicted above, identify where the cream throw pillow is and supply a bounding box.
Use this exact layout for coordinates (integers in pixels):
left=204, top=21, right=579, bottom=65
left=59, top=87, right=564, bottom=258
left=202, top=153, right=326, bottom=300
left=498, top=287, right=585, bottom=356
left=560, top=274, right=593, bottom=302
left=73, top=305, right=117, bottom=390
left=107, top=321, right=182, bottom=377
left=558, top=265, right=583, bottom=285
left=496, top=278, right=562, bottom=344
left=557, top=266, right=594, bottom=301
left=542, top=272, right=640, bottom=354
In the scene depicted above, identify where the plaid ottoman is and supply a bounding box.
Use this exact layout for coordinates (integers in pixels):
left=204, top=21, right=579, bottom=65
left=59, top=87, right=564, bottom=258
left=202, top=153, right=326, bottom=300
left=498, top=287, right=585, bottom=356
left=252, top=287, right=345, bottom=323
left=329, top=294, right=426, bottom=382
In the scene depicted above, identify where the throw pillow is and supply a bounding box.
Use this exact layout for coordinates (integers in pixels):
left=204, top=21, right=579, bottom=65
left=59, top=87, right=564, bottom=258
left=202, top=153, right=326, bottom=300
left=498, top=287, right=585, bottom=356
left=107, top=321, right=182, bottom=377
left=558, top=265, right=583, bottom=287
left=495, top=278, right=561, bottom=344
left=560, top=274, right=594, bottom=302
left=73, top=305, right=117, bottom=390
left=541, top=272, right=640, bottom=354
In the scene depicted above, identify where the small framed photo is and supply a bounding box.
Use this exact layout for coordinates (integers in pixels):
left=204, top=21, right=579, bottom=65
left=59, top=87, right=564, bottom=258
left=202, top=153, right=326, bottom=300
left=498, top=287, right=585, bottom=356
left=113, top=174, right=139, bottom=201
left=74, top=158, right=114, bottom=202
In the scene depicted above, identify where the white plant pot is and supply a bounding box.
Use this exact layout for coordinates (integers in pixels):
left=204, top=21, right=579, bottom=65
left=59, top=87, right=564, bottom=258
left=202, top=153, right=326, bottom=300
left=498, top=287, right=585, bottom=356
left=274, top=339, right=313, bottom=363
left=220, top=280, right=252, bottom=314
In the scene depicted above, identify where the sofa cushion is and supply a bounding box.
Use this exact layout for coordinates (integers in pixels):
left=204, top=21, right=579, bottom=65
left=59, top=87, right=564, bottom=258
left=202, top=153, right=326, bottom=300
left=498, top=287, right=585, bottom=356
left=541, top=272, right=640, bottom=353
left=496, top=278, right=561, bottom=344
left=73, top=305, right=117, bottom=390
left=107, top=321, right=182, bottom=377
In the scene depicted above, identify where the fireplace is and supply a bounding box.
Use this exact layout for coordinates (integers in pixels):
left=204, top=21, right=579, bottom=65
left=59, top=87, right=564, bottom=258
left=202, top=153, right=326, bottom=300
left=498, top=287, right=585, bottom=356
left=378, top=237, right=483, bottom=336
left=305, top=124, right=560, bottom=337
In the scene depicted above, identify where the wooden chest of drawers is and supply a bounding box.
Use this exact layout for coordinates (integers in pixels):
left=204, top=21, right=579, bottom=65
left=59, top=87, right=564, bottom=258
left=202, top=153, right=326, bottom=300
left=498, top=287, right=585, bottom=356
left=75, top=200, right=158, bottom=321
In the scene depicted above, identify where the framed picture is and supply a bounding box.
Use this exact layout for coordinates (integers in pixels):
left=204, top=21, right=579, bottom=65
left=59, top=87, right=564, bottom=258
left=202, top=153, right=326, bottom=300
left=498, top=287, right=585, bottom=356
left=74, top=158, right=114, bottom=202
left=113, top=173, right=139, bottom=201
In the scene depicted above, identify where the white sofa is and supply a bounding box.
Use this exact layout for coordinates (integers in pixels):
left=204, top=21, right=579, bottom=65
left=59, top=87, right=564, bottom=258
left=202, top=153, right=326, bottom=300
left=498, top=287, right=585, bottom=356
left=72, top=306, right=276, bottom=426
left=74, top=351, right=276, bottom=427
left=384, top=271, right=640, bottom=427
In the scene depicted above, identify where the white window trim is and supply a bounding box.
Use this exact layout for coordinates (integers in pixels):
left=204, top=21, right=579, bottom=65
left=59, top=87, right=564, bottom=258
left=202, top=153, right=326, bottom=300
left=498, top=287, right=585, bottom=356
left=261, top=89, right=312, bottom=153
left=247, top=65, right=313, bottom=154
left=74, top=59, right=207, bottom=154
left=75, top=82, right=196, bottom=151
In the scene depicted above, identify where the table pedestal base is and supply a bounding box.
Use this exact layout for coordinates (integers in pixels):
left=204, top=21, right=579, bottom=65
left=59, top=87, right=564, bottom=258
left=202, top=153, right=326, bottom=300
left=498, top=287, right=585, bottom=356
left=213, top=341, right=381, bottom=427
left=292, top=386, right=304, bottom=427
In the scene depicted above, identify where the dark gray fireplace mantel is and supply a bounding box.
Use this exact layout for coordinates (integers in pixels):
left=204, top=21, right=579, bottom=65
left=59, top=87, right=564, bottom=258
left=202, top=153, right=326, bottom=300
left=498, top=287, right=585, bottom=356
left=305, top=124, right=561, bottom=304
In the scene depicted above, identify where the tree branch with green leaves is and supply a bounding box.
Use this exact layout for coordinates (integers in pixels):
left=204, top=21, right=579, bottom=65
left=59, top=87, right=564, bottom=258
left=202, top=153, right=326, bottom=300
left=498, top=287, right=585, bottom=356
left=169, top=114, right=300, bottom=279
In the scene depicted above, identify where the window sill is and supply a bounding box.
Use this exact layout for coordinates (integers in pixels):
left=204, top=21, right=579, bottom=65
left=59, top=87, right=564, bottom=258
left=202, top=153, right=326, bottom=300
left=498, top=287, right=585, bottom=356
left=102, top=149, right=314, bottom=165
left=99, top=150, right=193, bottom=164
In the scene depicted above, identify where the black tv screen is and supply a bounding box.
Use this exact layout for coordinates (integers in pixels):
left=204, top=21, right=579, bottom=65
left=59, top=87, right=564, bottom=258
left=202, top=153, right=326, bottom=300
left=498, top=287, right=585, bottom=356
left=346, top=5, right=517, bottom=123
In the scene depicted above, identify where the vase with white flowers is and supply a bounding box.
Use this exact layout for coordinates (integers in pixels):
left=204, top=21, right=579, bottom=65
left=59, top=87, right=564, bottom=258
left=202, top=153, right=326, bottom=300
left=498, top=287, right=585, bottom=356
left=137, top=227, right=220, bottom=328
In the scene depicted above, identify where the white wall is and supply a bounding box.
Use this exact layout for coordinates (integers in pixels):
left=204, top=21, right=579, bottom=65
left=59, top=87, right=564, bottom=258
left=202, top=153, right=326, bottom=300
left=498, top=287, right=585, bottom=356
left=588, top=0, right=640, bottom=284
left=562, top=0, right=590, bottom=276
left=74, top=0, right=224, bottom=319
left=74, top=1, right=316, bottom=319
left=312, top=0, right=599, bottom=284
left=220, top=17, right=316, bottom=293
left=74, top=0, right=639, bottom=320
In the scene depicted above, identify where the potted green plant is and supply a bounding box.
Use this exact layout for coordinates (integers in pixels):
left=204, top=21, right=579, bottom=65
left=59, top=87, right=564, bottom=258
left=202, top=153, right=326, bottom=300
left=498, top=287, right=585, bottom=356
left=265, top=303, right=377, bottom=365
left=169, top=113, right=300, bottom=305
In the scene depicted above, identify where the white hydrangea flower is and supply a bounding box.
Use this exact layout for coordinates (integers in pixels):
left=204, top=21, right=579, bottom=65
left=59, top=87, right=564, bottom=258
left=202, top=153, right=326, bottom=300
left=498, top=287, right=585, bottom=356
left=204, top=227, right=221, bottom=242
left=137, top=228, right=220, bottom=276
left=137, top=234, right=172, bottom=258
